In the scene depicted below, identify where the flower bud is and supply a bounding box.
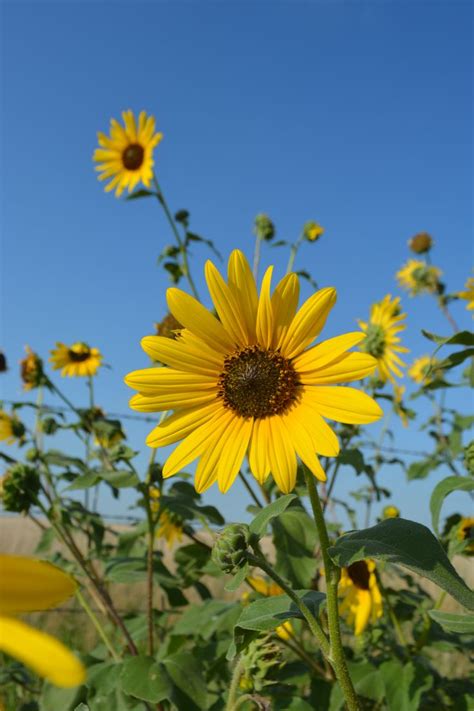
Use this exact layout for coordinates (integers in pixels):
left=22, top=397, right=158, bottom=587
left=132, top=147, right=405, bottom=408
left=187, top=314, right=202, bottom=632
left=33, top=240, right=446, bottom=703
left=464, top=440, right=474, bottom=476
left=212, top=523, right=250, bottom=574
left=1, top=464, right=40, bottom=513
left=41, top=417, right=59, bottom=435
left=254, top=214, right=275, bottom=242
left=20, top=346, right=45, bottom=391
left=382, top=505, right=400, bottom=519
left=303, top=221, right=324, bottom=242
left=408, top=231, right=433, bottom=254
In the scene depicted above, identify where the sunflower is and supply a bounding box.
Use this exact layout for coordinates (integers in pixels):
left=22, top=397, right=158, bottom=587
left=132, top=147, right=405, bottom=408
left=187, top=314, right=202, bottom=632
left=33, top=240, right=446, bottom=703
left=393, top=385, right=409, bottom=427
left=20, top=346, right=45, bottom=391
left=93, top=110, right=163, bottom=197
left=125, top=250, right=382, bottom=494
left=358, top=295, right=408, bottom=383
left=303, top=221, right=325, bottom=242
left=0, top=555, right=85, bottom=687
left=396, top=259, right=442, bottom=296
left=457, top=276, right=474, bottom=315
left=338, top=560, right=383, bottom=636
left=382, top=504, right=400, bottom=519
left=408, top=355, right=441, bottom=385
left=457, top=517, right=474, bottom=554
left=0, top=410, right=25, bottom=445
left=50, top=342, right=102, bottom=377
left=245, top=576, right=293, bottom=640
left=149, top=487, right=183, bottom=546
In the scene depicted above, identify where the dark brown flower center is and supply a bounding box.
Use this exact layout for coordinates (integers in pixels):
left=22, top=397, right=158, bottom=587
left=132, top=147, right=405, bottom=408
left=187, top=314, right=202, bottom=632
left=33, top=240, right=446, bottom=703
left=218, top=346, right=300, bottom=419
left=68, top=347, right=91, bottom=363
left=122, top=143, right=144, bottom=171
left=347, top=561, right=371, bottom=590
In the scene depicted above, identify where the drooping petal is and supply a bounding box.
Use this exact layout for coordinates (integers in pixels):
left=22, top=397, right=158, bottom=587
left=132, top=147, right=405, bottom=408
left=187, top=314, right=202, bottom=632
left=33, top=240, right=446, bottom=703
left=218, top=417, right=253, bottom=493
left=294, top=332, right=365, bottom=373
left=292, top=399, right=340, bottom=456
left=0, top=555, right=77, bottom=614
left=279, top=287, right=337, bottom=358
left=167, top=288, right=235, bottom=353
left=194, top=410, right=237, bottom=492
left=353, top=590, right=372, bottom=635
left=304, top=386, right=383, bottom=424
left=301, top=352, right=377, bottom=385
left=205, top=260, right=249, bottom=346
left=255, top=267, right=274, bottom=349
left=0, top=616, right=85, bottom=688
left=267, top=417, right=297, bottom=493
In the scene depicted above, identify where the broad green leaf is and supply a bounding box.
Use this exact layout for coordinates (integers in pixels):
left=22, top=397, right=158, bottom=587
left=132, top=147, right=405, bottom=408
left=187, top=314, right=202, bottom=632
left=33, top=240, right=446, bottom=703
left=273, top=508, right=318, bottom=588
left=338, top=448, right=366, bottom=474
left=249, top=494, right=297, bottom=536
left=162, top=652, right=207, bottom=710
left=73, top=705, right=89, bottom=711
left=44, top=449, right=86, bottom=471
left=171, top=600, right=240, bottom=639
left=439, top=348, right=474, bottom=371
left=120, top=656, right=170, bottom=703
left=406, top=457, right=438, bottom=481
left=98, top=468, right=140, bottom=488
left=125, top=189, right=156, bottom=200
left=329, top=661, right=384, bottom=711
left=328, top=518, right=474, bottom=611
left=39, top=684, right=79, bottom=711
left=65, top=471, right=100, bottom=490
left=430, top=476, right=474, bottom=534
left=235, top=590, right=326, bottom=632
left=87, top=661, right=123, bottom=695
left=379, top=659, right=433, bottom=711
left=422, top=330, right=474, bottom=347
left=428, top=610, right=474, bottom=634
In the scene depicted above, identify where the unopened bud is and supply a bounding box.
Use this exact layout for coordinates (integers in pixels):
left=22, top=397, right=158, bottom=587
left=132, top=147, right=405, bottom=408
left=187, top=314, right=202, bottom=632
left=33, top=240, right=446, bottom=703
left=254, top=214, right=275, bottom=242
left=212, top=523, right=250, bottom=574
left=408, top=232, right=433, bottom=254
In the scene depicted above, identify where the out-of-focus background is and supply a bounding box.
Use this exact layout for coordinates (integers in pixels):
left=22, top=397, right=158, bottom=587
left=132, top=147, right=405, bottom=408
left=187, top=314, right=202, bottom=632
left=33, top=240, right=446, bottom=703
left=1, top=1, right=472, bottom=527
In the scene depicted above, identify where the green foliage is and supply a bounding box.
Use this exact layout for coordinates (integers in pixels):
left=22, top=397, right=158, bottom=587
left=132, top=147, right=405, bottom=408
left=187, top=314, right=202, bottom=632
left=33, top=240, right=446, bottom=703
left=430, top=475, right=474, bottom=534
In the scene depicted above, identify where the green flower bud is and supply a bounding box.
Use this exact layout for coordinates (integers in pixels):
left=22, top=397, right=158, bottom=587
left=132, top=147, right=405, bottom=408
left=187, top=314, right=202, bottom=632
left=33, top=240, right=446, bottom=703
left=212, top=523, right=250, bottom=574
left=408, top=231, right=433, bottom=254
left=1, top=464, right=40, bottom=513
left=41, top=417, right=59, bottom=435
left=464, top=440, right=474, bottom=476
left=254, top=214, right=275, bottom=242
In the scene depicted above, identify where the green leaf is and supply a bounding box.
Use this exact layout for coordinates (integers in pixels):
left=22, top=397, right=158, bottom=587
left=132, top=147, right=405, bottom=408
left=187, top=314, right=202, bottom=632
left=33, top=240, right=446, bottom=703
left=125, top=189, right=156, bottom=200
left=430, top=476, right=474, bottom=534
left=171, top=600, right=240, bottom=639
left=438, top=348, right=474, bottom=371
left=44, top=449, right=86, bottom=471
left=65, top=471, right=99, bottom=490
left=406, top=457, right=439, bottom=481
left=379, top=659, right=433, bottom=711
left=249, top=494, right=297, bottom=537
left=98, top=468, right=140, bottom=488
left=39, top=684, right=80, bottom=711
left=235, top=590, right=326, bottom=633
left=338, top=448, right=366, bottom=475
left=162, top=652, right=207, bottom=710
left=328, top=518, right=474, bottom=611
left=273, top=508, right=318, bottom=588
left=120, top=656, right=170, bottom=703
left=73, top=705, right=89, bottom=711
left=422, top=330, right=474, bottom=347
left=428, top=610, right=474, bottom=634
left=225, top=562, right=249, bottom=591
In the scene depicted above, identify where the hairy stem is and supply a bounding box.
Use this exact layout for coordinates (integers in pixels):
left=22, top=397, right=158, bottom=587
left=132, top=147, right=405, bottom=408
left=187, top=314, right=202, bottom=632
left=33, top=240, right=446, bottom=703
left=76, top=588, right=120, bottom=661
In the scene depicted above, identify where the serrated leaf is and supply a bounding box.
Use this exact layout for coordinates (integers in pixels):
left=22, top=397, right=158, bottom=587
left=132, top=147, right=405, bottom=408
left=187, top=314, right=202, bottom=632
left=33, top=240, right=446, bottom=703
left=328, top=518, right=474, bottom=611
left=249, top=494, right=297, bottom=537
left=430, top=476, right=474, bottom=534
left=120, top=656, right=170, bottom=703
left=428, top=610, right=474, bottom=634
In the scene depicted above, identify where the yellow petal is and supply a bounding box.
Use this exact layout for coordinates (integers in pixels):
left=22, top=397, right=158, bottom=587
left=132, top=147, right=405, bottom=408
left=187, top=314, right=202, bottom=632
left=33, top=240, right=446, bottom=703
left=248, top=418, right=271, bottom=484
left=124, top=368, right=217, bottom=395
left=194, top=416, right=234, bottom=493
left=130, top=391, right=217, bottom=412
left=271, top=273, right=300, bottom=348
left=167, top=288, right=234, bottom=353
left=227, top=250, right=258, bottom=342
left=279, top=287, right=337, bottom=359
left=141, top=335, right=223, bottom=376
left=255, top=267, right=274, bottom=348
left=218, top=416, right=253, bottom=493
left=293, top=399, right=340, bottom=456
left=301, top=353, right=377, bottom=385
left=267, top=417, right=297, bottom=493
left=354, top=590, right=372, bottom=635
left=283, top=410, right=327, bottom=481
left=0, top=555, right=77, bottom=614
left=294, top=332, right=366, bottom=373
left=205, top=260, right=249, bottom=346
left=304, top=386, right=383, bottom=424
left=146, top=402, right=222, bottom=447
left=0, top=616, right=85, bottom=687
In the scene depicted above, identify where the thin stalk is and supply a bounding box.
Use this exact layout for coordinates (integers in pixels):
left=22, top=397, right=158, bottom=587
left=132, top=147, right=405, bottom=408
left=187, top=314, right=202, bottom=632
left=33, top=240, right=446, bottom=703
left=34, top=386, right=44, bottom=451
left=76, top=588, right=120, bottom=661
left=279, top=635, right=328, bottom=677
left=286, top=233, right=304, bottom=274
left=303, top=467, right=360, bottom=711
left=252, top=234, right=263, bottom=279
left=225, top=656, right=245, bottom=711
left=145, top=447, right=158, bottom=656
left=238, top=471, right=264, bottom=508
left=437, top=297, right=459, bottom=333
left=152, top=175, right=199, bottom=300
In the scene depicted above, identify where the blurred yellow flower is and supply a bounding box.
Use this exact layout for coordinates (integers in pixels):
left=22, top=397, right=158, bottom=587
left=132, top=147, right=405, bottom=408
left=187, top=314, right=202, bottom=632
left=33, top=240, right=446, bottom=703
left=393, top=385, right=409, bottom=427
left=457, top=517, right=474, bottom=554
left=246, top=576, right=293, bottom=640
left=408, top=355, right=441, bottom=385
left=149, top=487, right=183, bottom=546
left=396, top=259, right=442, bottom=296
left=458, top=276, right=474, bottom=314
left=0, top=411, right=25, bottom=445
left=382, top=505, right=400, bottom=519
left=50, top=342, right=102, bottom=377
left=358, top=295, right=408, bottom=383
left=408, top=231, right=433, bottom=254
left=93, top=110, right=163, bottom=197
left=20, top=346, right=45, bottom=391
left=125, top=250, right=382, bottom=494
left=303, top=221, right=324, bottom=242
left=338, top=560, right=382, bottom=636
left=0, top=555, right=85, bottom=687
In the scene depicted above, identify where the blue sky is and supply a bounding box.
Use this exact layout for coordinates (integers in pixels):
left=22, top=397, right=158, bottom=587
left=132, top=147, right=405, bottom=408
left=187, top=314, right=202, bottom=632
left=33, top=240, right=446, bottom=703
left=1, top=1, right=472, bottom=528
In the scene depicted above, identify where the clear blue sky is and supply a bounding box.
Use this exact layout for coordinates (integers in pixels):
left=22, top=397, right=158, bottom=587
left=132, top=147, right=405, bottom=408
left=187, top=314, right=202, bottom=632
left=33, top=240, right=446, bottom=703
left=1, top=1, right=472, bottom=528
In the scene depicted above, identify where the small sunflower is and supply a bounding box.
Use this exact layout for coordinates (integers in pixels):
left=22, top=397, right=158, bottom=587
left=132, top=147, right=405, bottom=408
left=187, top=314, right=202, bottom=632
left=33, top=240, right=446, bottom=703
left=393, top=385, right=409, bottom=427
left=457, top=276, right=474, bottom=315
left=49, top=342, right=102, bottom=377
left=303, top=221, right=324, bottom=242
left=408, top=355, right=441, bottom=385
left=125, top=250, right=382, bottom=494
left=20, top=346, right=45, bottom=391
left=382, top=504, right=400, bottom=519
left=93, top=110, right=163, bottom=197
left=149, top=487, right=183, bottom=547
left=245, top=576, right=293, bottom=640
left=396, top=259, right=442, bottom=296
left=457, top=517, right=474, bottom=554
left=358, top=295, right=408, bottom=383
left=0, top=411, right=25, bottom=445
left=338, top=560, right=383, bottom=636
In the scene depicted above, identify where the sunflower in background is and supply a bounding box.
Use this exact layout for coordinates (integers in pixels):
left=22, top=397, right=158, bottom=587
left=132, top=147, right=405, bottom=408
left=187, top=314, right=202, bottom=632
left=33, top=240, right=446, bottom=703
left=358, top=294, right=408, bottom=383
left=50, top=342, right=102, bottom=377
left=125, top=250, right=382, bottom=494
left=456, top=517, right=474, bottom=554
left=408, top=354, right=442, bottom=385
left=93, top=110, right=163, bottom=197
left=396, top=259, right=442, bottom=296
left=0, top=555, right=85, bottom=687
left=149, top=487, right=183, bottom=547
left=338, top=560, right=383, bottom=636
left=457, top=275, right=474, bottom=315
left=0, top=410, right=25, bottom=445
left=20, top=346, right=45, bottom=391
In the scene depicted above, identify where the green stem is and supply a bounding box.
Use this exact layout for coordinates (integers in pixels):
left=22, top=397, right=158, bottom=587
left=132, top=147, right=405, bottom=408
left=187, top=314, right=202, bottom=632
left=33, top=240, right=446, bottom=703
left=76, top=588, right=120, bottom=661
left=238, top=471, right=263, bottom=508
left=145, top=447, right=158, bottom=656
left=323, top=460, right=341, bottom=513
left=252, top=234, right=263, bottom=280
left=303, top=467, right=360, bottom=711
left=225, top=656, right=245, bottom=711
left=152, top=175, right=200, bottom=300
left=286, top=232, right=304, bottom=274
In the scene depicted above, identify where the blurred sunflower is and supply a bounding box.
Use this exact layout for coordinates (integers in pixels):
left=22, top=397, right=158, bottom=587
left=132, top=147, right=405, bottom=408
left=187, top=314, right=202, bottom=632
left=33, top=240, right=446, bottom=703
left=149, top=487, right=183, bottom=546
left=0, top=555, right=85, bottom=687
left=358, top=294, right=408, bottom=383
left=457, top=276, right=474, bottom=315
left=245, top=576, right=293, bottom=640
left=396, top=259, right=442, bottom=296
left=303, top=221, right=324, bottom=242
left=393, top=385, right=409, bottom=427
left=382, top=505, right=400, bottom=519
left=93, top=110, right=163, bottom=197
left=20, top=346, right=45, bottom=391
left=50, top=342, right=102, bottom=377
left=408, top=355, right=441, bottom=385
left=338, top=560, right=383, bottom=635
left=125, top=250, right=382, bottom=494
left=457, top=517, right=474, bottom=554
left=0, top=411, right=25, bottom=445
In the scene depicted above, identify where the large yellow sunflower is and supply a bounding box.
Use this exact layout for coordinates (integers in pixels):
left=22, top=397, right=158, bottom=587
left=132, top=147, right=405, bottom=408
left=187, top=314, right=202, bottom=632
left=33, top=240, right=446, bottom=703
left=125, top=250, right=382, bottom=494
left=49, top=342, right=102, bottom=377
left=396, top=259, right=442, bottom=296
left=93, top=110, right=163, bottom=197
left=0, top=555, right=85, bottom=687
left=358, top=294, right=408, bottom=383
left=338, top=560, right=383, bottom=636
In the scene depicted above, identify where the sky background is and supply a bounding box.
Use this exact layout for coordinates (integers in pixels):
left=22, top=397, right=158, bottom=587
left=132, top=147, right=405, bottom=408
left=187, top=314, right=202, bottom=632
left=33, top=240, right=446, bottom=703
left=1, top=1, right=472, bottom=529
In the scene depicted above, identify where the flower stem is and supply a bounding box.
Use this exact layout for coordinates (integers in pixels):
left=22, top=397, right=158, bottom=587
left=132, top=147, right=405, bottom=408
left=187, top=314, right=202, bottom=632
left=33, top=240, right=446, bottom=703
left=303, top=467, right=361, bottom=711
left=225, top=656, right=245, bottom=711
left=286, top=233, right=304, bottom=274
left=76, top=588, right=120, bottom=661
left=152, top=175, right=200, bottom=300
left=238, top=471, right=264, bottom=508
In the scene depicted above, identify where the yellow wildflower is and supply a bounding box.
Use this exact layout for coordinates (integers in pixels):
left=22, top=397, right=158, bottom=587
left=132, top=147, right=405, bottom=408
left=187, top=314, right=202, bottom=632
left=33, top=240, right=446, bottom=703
left=359, top=295, right=408, bottom=383
left=50, top=342, right=102, bottom=377
left=396, top=259, right=442, bottom=296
